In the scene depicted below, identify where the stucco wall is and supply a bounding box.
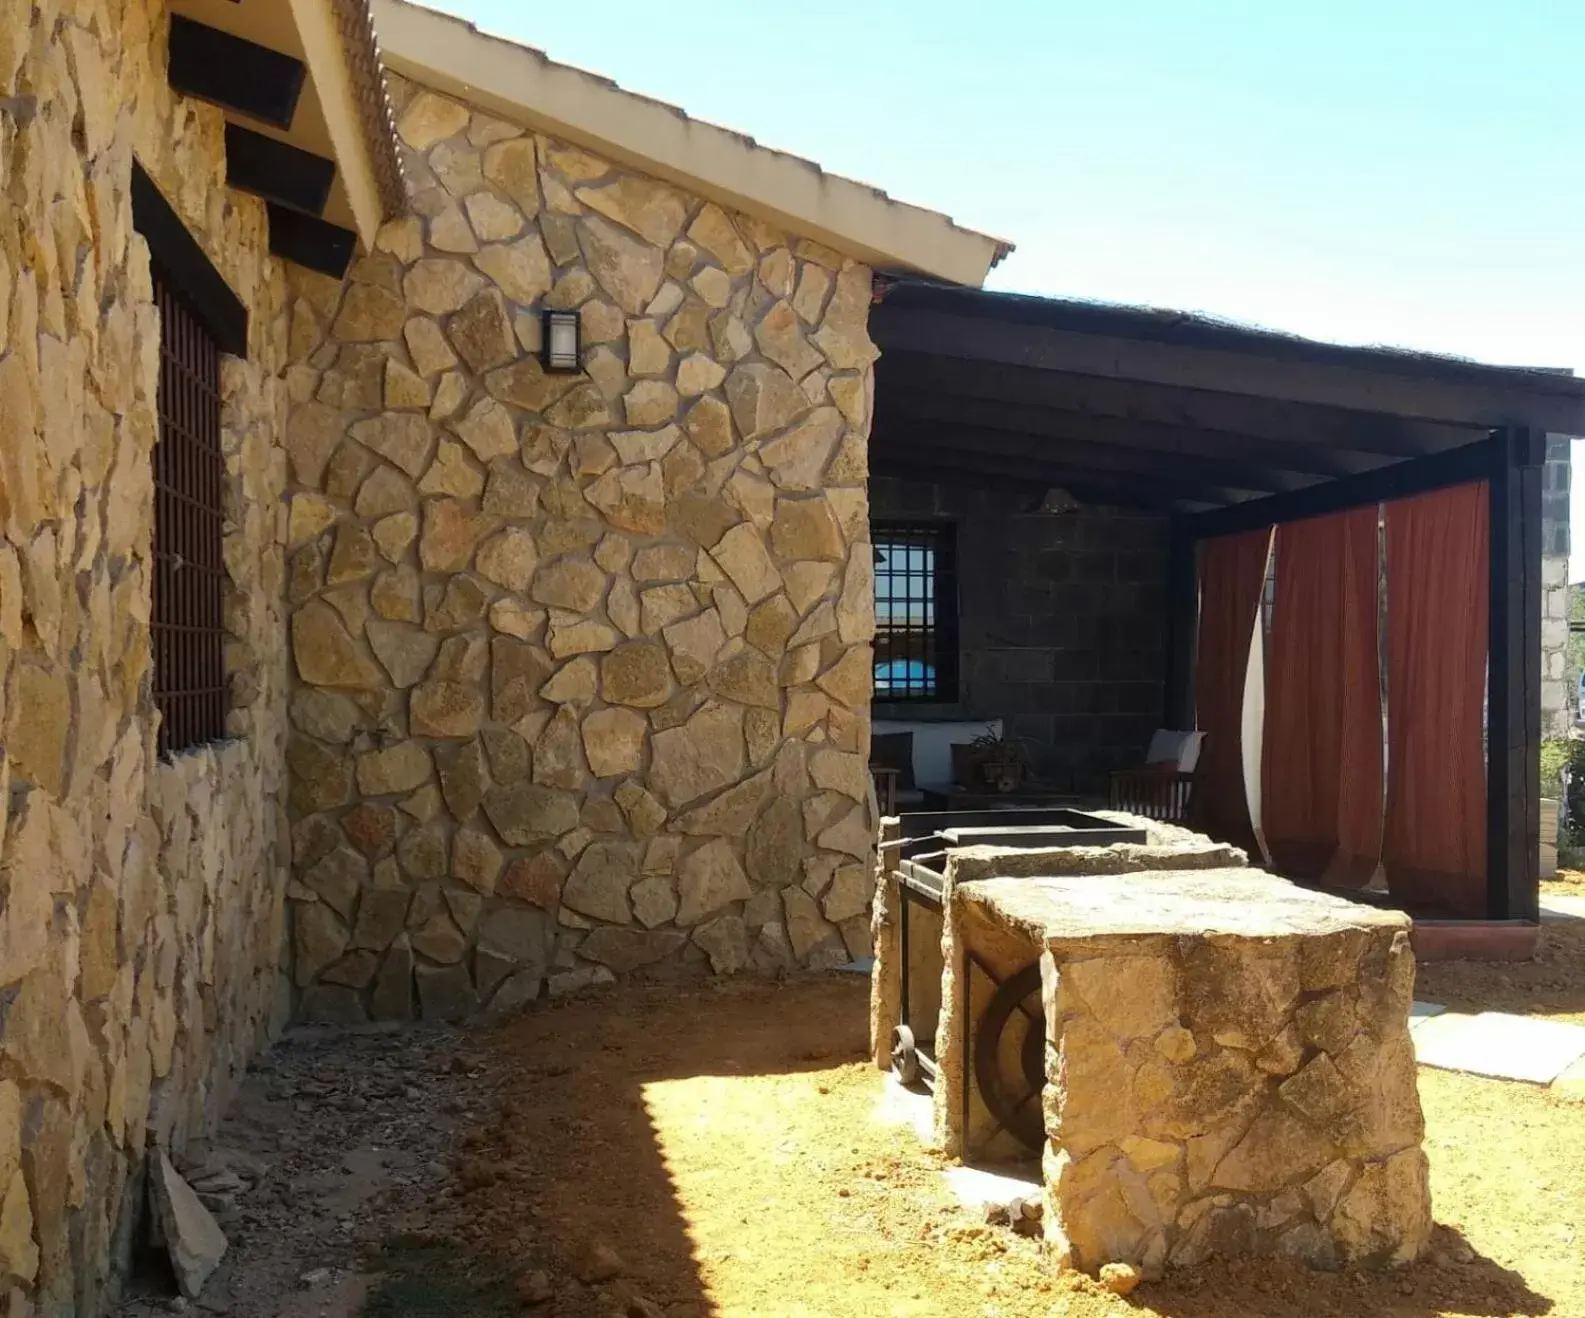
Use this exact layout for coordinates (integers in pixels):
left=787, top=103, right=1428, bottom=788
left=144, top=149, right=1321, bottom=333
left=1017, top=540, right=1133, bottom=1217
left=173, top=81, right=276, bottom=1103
left=282, top=74, right=878, bottom=1021
left=0, top=2, right=292, bottom=1310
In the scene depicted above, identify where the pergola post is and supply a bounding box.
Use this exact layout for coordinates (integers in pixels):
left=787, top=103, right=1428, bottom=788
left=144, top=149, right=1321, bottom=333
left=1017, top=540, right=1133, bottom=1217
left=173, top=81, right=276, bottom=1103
left=1487, top=426, right=1546, bottom=922
left=1163, top=521, right=1198, bottom=730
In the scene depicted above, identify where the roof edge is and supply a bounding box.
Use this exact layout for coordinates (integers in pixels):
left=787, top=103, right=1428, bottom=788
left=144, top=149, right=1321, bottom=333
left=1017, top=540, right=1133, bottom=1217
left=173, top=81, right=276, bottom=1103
left=370, top=0, right=1010, bottom=286
left=330, top=0, right=408, bottom=219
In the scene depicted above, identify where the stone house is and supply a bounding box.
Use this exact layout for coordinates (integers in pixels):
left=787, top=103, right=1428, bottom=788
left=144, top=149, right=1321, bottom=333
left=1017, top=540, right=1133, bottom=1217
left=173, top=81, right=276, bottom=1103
left=0, top=0, right=1579, bottom=1309
left=0, top=1, right=1008, bottom=1307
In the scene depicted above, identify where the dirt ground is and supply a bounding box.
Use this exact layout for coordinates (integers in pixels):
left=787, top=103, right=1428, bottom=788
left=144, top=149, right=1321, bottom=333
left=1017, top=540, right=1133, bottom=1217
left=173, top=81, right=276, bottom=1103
left=1416, top=880, right=1585, bottom=1026
left=119, top=960, right=1585, bottom=1318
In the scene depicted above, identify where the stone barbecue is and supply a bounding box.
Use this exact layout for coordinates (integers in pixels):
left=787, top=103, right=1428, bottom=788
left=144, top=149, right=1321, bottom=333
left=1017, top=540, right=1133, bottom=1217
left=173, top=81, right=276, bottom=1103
left=954, top=870, right=1430, bottom=1274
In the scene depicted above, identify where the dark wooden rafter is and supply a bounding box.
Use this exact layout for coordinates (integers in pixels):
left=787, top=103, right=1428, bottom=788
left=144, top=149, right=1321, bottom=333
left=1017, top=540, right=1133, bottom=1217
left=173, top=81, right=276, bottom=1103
left=225, top=123, right=337, bottom=217
left=886, top=384, right=1388, bottom=479
left=1181, top=435, right=1501, bottom=538
left=876, top=432, right=1258, bottom=507
left=130, top=163, right=247, bottom=357
left=168, top=15, right=307, bottom=130
left=870, top=452, right=1204, bottom=512
left=876, top=416, right=1314, bottom=495
left=266, top=204, right=358, bottom=279
left=871, top=297, right=1585, bottom=434
left=881, top=351, right=1491, bottom=460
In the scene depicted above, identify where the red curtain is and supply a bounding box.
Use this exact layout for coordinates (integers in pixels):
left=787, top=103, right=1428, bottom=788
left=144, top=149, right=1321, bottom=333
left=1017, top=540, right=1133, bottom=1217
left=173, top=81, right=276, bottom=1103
left=1383, top=482, right=1489, bottom=917
left=1195, top=528, right=1271, bottom=854
left=1261, top=507, right=1383, bottom=885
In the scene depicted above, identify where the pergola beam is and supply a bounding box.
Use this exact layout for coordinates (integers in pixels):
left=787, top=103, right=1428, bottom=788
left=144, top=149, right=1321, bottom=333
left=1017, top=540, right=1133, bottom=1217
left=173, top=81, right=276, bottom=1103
left=869, top=453, right=1200, bottom=512
left=881, top=383, right=1392, bottom=478
left=1488, top=426, right=1546, bottom=922
left=873, top=438, right=1240, bottom=508
left=872, top=307, right=1585, bottom=434
left=1181, top=435, right=1499, bottom=538
left=880, top=351, right=1487, bottom=459
left=878, top=414, right=1316, bottom=495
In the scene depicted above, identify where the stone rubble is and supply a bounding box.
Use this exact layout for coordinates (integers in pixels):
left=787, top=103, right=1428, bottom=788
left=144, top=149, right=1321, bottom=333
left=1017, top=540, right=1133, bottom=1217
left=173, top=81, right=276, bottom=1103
left=149, top=1151, right=228, bottom=1299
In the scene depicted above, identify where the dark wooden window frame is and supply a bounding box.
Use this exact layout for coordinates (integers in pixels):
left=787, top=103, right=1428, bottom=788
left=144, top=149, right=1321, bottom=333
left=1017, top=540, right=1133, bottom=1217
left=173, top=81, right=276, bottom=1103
left=872, top=521, right=960, bottom=703
left=131, top=163, right=247, bottom=757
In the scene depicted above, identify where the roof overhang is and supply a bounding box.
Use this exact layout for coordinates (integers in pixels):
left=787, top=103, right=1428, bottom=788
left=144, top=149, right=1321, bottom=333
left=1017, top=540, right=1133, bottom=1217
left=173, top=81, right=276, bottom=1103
left=870, top=280, right=1585, bottom=518
left=168, top=0, right=404, bottom=270
left=370, top=0, right=1010, bottom=287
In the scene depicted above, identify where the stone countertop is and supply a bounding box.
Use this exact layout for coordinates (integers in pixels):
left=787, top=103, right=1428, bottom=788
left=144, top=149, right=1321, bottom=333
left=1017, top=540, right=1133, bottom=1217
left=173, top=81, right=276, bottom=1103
left=958, top=869, right=1412, bottom=946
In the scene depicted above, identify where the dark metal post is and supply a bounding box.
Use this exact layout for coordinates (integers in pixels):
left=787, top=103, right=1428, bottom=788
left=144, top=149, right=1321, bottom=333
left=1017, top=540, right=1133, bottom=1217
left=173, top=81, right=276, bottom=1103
left=1487, top=427, right=1545, bottom=922
left=1164, top=520, right=1198, bottom=729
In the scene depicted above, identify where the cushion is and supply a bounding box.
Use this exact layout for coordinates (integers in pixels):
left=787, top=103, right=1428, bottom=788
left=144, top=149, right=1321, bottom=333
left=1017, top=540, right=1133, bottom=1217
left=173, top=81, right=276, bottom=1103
left=873, top=719, right=1003, bottom=789
left=1145, top=729, right=1205, bottom=773
left=869, top=731, right=915, bottom=790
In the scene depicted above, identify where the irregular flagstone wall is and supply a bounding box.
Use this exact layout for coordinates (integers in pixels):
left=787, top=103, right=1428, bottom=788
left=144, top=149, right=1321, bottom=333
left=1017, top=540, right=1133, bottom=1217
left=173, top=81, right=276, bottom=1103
left=0, top=0, right=292, bottom=1311
left=283, top=74, right=878, bottom=1020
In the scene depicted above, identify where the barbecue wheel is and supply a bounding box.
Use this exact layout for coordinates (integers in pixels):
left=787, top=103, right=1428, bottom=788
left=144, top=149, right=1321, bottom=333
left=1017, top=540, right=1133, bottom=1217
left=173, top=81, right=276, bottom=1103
left=972, top=962, right=1047, bottom=1154
left=891, top=1024, right=921, bottom=1086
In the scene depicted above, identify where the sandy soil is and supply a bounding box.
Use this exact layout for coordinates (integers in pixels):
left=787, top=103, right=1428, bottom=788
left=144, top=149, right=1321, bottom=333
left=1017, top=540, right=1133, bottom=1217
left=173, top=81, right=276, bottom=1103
left=444, top=976, right=1584, bottom=1318
left=1415, top=881, right=1585, bottom=1027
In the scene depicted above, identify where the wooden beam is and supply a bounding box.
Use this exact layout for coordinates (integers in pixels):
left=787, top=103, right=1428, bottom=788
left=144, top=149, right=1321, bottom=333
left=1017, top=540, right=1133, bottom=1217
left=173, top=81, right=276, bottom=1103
left=1487, top=426, right=1545, bottom=922
left=871, top=305, right=1585, bottom=434
left=1163, top=522, right=1198, bottom=729
left=168, top=15, right=307, bottom=130
left=879, top=351, right=1476, bottom=460
left=880, top=382, right=1391, bottom=478
left=130, top=163, right=247, bottom=357
left=877, top=414, right=1312, bottom=495
left=1182, top=436, right=1498, bottom=539
left=266, top=204, right=357, bottom=279
left=873, top=437, right=1241, bottom=507
left=225, top=124, right=337, bottom=217
left=869, top=452, right=1200, bottom=512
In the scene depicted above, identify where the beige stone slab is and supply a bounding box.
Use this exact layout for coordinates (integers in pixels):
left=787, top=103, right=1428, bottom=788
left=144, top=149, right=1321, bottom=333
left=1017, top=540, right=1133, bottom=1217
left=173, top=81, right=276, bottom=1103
left=960, top=870, right=1411, bottom=946
left=1411, top=1011, right=1585, bottom=1085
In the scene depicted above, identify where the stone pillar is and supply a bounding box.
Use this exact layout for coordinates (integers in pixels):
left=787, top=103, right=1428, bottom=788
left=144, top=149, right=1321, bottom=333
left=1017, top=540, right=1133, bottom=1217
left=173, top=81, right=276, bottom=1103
left=955, top=871, right=1431, bottom=1275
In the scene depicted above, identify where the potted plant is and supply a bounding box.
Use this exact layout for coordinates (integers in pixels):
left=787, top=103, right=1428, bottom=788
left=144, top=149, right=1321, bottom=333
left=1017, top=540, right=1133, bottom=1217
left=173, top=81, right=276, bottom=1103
left=968, top=731, right=1031, bottom=793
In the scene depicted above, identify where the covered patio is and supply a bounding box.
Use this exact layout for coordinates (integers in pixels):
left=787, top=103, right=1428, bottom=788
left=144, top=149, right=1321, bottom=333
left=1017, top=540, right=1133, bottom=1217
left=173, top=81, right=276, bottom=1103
left=865, top=278, right=1585, bottom=929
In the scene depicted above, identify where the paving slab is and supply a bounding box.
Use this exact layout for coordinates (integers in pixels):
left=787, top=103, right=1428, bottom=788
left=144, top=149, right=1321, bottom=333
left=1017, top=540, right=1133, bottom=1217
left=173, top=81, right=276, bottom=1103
left=1409, top=1001, right=1446, bottom=1027
left=1541, top=893, right=1585, bottom=923
left=1411, top=1010, right=1585, bottom=1084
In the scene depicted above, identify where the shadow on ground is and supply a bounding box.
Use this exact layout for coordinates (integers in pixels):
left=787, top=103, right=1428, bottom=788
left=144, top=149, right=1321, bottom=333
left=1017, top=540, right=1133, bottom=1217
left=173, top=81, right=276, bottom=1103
left=435, top=974, right=873, bottom=1317
left=1126, top=1222, right=1551, bottom=1318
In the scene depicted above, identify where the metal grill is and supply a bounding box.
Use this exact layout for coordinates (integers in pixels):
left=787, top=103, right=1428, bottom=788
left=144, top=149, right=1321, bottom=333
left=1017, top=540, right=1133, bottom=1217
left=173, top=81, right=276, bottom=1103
left=873, top=522, right=957, bottom=701
left=152, top=274, right=228, bottom=756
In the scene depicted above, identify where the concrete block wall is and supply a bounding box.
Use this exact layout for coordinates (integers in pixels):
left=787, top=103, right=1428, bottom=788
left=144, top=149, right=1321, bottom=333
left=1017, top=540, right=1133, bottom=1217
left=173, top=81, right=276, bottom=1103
left=1542, top=435, right=1571, bottom=732
left=869, top=476, right=1170, bottom=789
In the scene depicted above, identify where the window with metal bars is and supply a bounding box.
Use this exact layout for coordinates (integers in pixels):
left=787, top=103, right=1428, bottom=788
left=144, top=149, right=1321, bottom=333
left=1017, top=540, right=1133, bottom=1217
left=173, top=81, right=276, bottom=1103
left=151, top=274, right=228, bottom=755
left=872, top=523, right=959, bottom=702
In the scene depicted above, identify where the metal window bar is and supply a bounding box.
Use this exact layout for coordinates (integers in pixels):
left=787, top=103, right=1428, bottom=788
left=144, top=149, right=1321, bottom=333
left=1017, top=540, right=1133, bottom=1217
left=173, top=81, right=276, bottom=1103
left=151, top=274, right=228, bottom=756
left=873, top=522, right=958, bottom=702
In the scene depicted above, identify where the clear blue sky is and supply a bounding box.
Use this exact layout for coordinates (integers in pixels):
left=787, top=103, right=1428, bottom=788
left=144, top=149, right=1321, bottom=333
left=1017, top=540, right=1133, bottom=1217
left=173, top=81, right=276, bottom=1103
left=435, top=1, right=1585, bottom=571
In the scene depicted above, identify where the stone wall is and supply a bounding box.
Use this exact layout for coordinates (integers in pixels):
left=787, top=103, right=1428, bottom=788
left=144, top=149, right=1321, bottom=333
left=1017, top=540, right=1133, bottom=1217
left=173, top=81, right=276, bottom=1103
left=869, top=477, right=1169, bottom=790
left=282, top=75, right=878, bottom=1019
left=0, top=0, right=292, bottom=1311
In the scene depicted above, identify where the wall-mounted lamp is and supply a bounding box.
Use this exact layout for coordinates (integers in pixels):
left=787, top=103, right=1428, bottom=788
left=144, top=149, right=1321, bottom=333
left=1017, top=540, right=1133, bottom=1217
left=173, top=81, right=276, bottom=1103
left=542, top=308, right=581, bottom=373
